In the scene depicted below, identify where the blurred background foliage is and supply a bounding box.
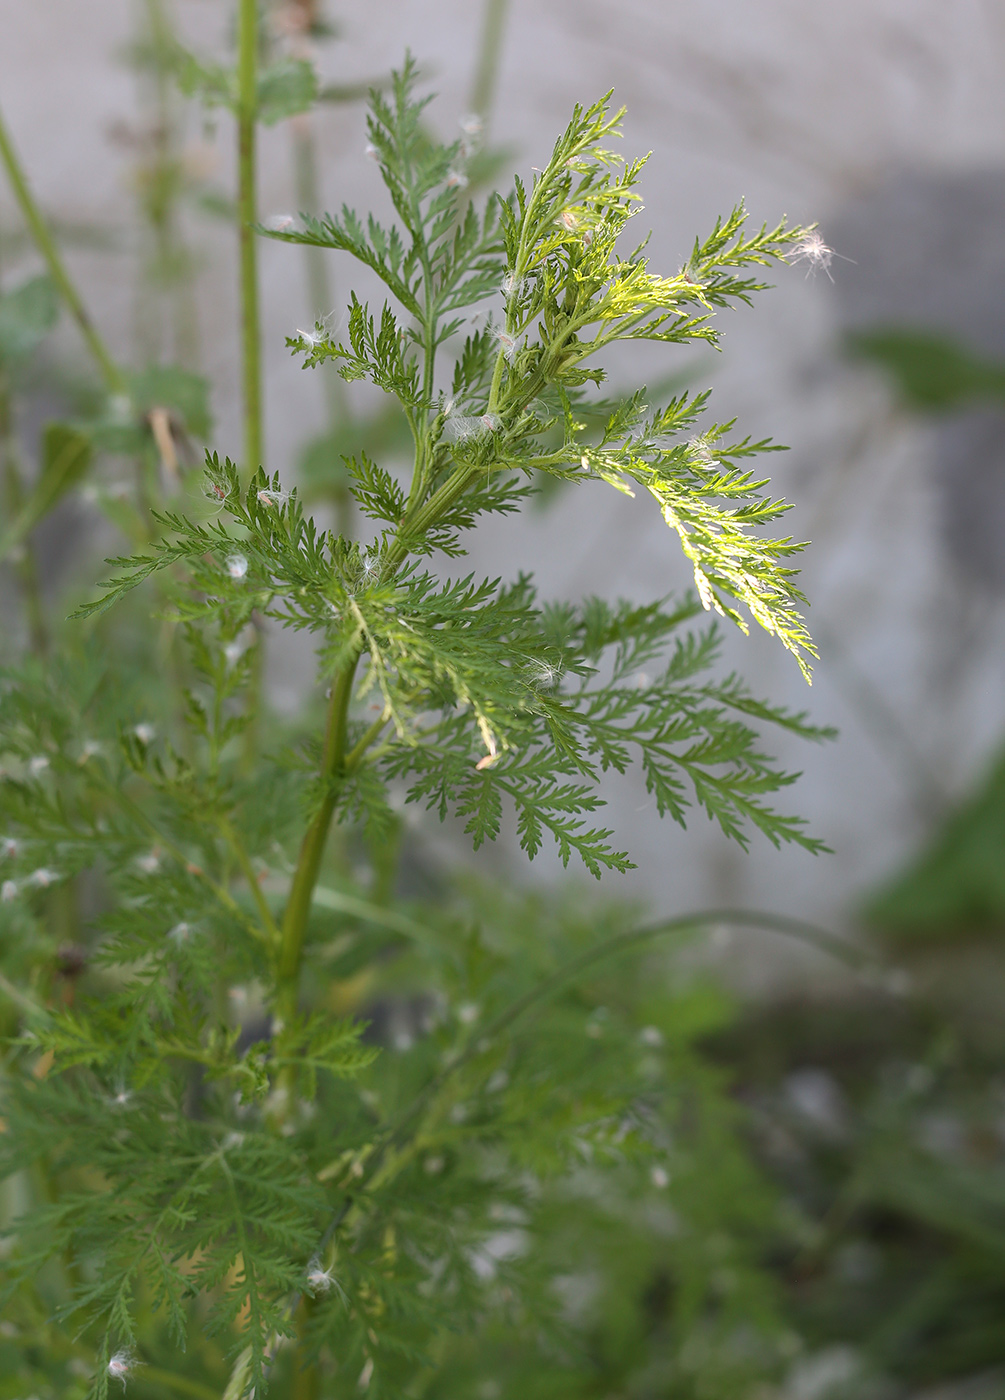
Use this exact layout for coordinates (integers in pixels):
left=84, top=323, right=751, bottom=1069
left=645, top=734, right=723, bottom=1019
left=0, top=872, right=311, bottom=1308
left=2, top=3, right=1005, bottom=1399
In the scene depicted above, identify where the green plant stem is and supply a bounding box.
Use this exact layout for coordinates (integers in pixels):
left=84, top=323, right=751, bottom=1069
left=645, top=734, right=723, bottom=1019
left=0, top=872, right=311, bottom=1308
left=469, top=0, right=510, bottom=126
left=237, top=0, right=263, bottom=478
left=343, top=707, right=391, bottom=769
left=390, top=460, right=477, bottom=566
left=0, top=104, right=125, bottom=395
left=276, top=654, right=360, bottom=1018
left=221, top=818, right=280, bottom=942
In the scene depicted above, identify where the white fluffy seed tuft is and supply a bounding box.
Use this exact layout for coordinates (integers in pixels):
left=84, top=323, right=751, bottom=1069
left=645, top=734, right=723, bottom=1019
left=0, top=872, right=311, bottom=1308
left=789, top=230, right=835, bottom=280
left=687, top=436, right=716, bottom=468
left=443, top=411, right=497, bottom=442
left=493, top=327, right=518, bottom=362
left=306, top=1258, right=338, bottom=1293
left=107, top=1350, right=137, bottom=1385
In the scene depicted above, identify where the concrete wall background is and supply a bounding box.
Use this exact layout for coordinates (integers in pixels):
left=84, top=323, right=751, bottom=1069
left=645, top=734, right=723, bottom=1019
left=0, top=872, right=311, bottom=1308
left=4, top=0, right=1005, bottom=974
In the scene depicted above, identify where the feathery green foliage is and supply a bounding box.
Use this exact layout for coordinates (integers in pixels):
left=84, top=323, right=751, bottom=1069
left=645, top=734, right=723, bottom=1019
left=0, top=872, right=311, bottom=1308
left=0, top=56, right=831, bottom=1400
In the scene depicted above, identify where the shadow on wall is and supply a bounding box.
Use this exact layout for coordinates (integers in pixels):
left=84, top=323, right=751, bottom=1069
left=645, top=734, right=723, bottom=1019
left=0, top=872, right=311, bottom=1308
left=830, top=167, right=1005, bottom=594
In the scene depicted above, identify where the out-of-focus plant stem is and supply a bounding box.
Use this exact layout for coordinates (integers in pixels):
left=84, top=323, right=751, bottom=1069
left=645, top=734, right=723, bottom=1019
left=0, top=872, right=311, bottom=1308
left=237, top=0, right=263, bottom=478
left=469, top=0, right=510, bottom=125
left=0, top=105, right=126, bottom=396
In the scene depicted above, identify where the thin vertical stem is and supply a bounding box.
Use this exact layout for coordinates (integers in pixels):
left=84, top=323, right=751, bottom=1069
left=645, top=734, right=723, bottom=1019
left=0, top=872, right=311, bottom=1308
left=237, top=0, right=263, bottom=478
left=468, top=0, right=510, bottom=126
left=0, top=104, right=126, bottom=395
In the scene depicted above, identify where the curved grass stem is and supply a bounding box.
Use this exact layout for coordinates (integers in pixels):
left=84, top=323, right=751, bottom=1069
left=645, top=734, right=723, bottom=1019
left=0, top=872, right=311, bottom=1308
left=0, top=103, right=126, bottom=394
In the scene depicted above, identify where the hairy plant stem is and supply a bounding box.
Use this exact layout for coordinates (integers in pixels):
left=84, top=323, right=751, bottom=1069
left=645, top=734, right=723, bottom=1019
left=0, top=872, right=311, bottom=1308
left=390, top=459, right=478, bottom=567
left=276, top=654, right=360, bottom=1019
left=237, top=0, right=263, bottom=479
left=0, top=104, right=125, bottom=395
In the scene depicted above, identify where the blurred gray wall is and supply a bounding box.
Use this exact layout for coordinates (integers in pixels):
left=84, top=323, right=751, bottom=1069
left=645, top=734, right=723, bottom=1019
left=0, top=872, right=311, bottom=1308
left=4, top=0, right=1005, bottom=973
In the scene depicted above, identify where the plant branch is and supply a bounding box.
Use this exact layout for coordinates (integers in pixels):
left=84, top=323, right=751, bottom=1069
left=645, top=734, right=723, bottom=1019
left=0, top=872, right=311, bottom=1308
left=0, top=102, right=126, bottom=394
left=343, top=707, right=392, bottom=770
left=276, top=654, right=360, bottom=1015
left=221, top=817, right=281, bottom=943
left=390, top=460, right=478, bottom=566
